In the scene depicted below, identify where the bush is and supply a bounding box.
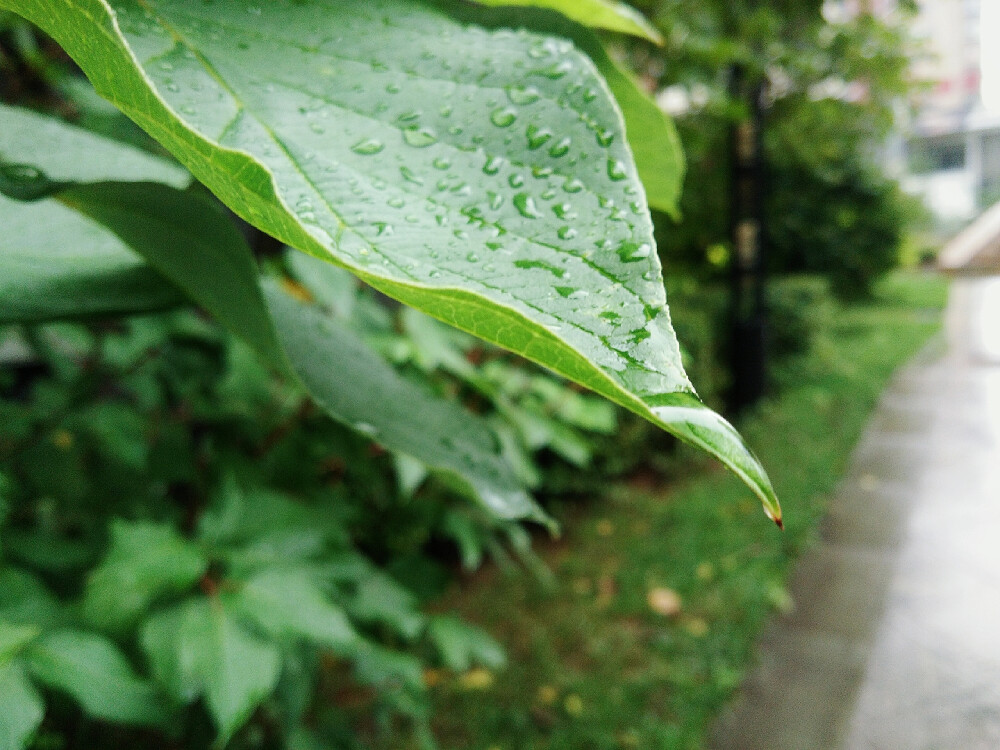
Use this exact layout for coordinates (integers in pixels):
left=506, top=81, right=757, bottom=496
left=766, top=158, right=906, bottom=299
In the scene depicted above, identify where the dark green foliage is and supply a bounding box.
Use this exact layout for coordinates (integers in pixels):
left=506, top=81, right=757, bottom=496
left=0, top=291, right=620, bottom=747
left=765, top=276, right=834, bottom=362
left=635, top=0, right=919, bottom=297
left=766, top=156, right=906, bottom=299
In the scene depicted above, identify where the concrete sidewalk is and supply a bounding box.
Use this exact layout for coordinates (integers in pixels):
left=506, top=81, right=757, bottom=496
left=710, top=277, right=1000, bottom=750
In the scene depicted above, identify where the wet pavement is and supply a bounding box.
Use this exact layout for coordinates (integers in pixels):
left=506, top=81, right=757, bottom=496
left=711, top=277, right=1000, bottom=750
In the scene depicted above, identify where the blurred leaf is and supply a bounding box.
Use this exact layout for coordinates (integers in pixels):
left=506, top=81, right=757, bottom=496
left=83, top=521, right=207, bottom=633
left=263, top=283, right=547, bottom=524
left=0, top=621, right=39, bottom=666
left=427, top=615, right=506, bottom=672
left=353, top=641, right=425, bottom=695
left=0, top=103, right=187, bottom=187
left=0, top=104, right=186, bottom=323
left=393, top=453, right=429, bottom=497
left=229, top=568, right=357, bottom=652
left=0, top=661, right=44, bottom=750
left=0, top=568, right=61, bottom=629
left=346, top=572, right=425, bottom=641
left=142, top=599, right=281, bottom=744
left=27, top=629, right=168, bottom=726
left=472, top=0, right=663, bottom=43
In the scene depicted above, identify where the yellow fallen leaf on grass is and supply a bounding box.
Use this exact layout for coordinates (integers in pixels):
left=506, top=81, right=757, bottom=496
left=458, top=667, right=494, bottom=691
left=647, top=586, right=682, bottom=617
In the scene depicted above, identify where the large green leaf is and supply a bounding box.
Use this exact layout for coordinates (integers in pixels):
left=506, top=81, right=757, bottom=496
left=142, top=600, right=281, bottom=744
left=2, top=0, right=779, bottom=522
left=27, top=629, right=168, bottom=726
left=82, top=520, right=207, bottom=633
left=0, top=662, right=44, bottom=750
left=471, top=0, right=663, bottom=44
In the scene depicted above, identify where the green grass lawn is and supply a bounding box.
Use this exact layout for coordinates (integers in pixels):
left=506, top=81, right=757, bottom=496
left=374, top=270, right=950, bottom=750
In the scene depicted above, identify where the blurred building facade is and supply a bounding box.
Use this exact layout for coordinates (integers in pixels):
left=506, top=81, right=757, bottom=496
left=901, top=0, right=1000, bottom=222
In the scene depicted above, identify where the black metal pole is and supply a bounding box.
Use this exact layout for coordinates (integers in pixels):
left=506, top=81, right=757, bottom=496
left=727, top=66, right=768, bottom=415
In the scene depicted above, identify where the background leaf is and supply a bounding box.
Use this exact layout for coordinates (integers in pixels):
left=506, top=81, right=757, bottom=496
left=0, top=104, right=185, bottom=323
left=228, top=567, right=357, bottom=651
left=82, top=521, right=207, bottom=633
left=142, top=600, right=281, bottom=744
left=0, top=662, right=44, bottom=750
left=427, top=615, right=506, bottom=672
left=27, top=629, right=168, bottom=726
left=471, top=0, right=664, bottom=44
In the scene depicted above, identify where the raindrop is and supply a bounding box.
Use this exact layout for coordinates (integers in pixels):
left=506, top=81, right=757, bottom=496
left=373, top=222, right=393, bottom=236
left=563, top=178, right=584, bottom=193
left=535, top=60, right=573, bottom=79
left=508, top=173, right=525, bottom=188
left=514, top=259, right=566, bottom=278
left=532, top=165, right=553, bottom=178
left=387, top=196, right=406, bottom=208
left=526, top=124, right=552, bottom=150
left=541, top=188, right=556, bottom=200
left=466, top=252, right=480, bottom=262
left=396, top=110, right=421, bottom=123
left=616, top=241, right=651, bottom=263
left=553, top=203, right=577, bottom=220
left=486, top=241, right=503, bottom=251
left=583, top=88, right=597, bottom=103
left=399, top=166, right=424, bottom=185
left=557, top=226, right=578, bottom=240
left=309, top=122, right=326, bottom=134
left=599, top=311, right=621, bottom=324
left=352, top=137, right=384, bottom=155
left=507, top=85, right=542, bottom=105
left=488, top=191, right=504, bottom=210
left=607, top=158, right=628, bottom=181
left=433, top=156, right=451, bottom=170
left=527, top=43, right=551, bottom=59
left=548, top=137, right=571, bottom=158
left=513, top=193, right=542, bottom=219
left=490, top=107, right=517, bottom=127
left=403, top=127, right=437, bottom=147
left=595, top=128, right=615, bottom=147
left=483, top=155, right=504, bottom=175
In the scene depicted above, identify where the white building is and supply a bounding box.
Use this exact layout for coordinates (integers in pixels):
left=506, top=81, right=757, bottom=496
left=903, top=0, right=1000, bottom=222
